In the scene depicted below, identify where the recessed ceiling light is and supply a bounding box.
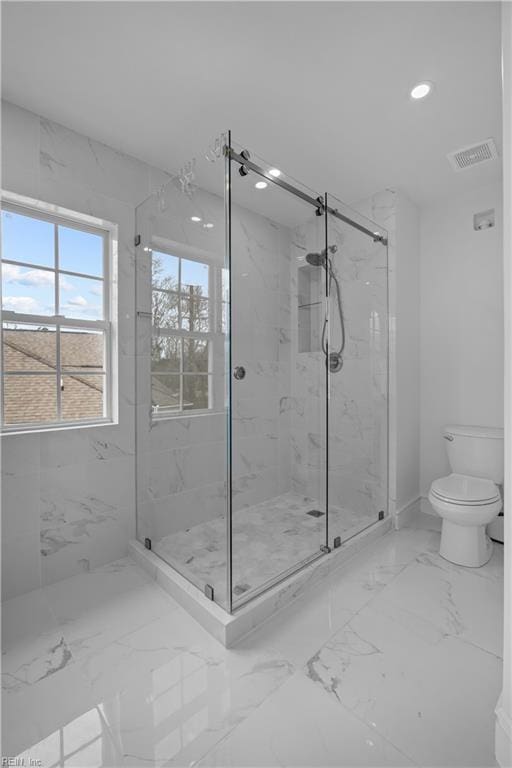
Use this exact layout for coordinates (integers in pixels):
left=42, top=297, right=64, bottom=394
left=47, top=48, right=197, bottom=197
left=410, top=82, right=433, bottom=100
left=268, top=168, right=281, bottom=178
left=255, top=181, right=268, bottom=189
left=190, top=216, right=202, bottom=222
left=204, top=222, right=214, bottom=229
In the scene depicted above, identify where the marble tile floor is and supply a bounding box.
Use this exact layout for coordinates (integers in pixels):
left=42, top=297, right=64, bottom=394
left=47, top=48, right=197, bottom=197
left=154, top=491, right=378, bottom=606
left=1, top=512, right=503, bottom=767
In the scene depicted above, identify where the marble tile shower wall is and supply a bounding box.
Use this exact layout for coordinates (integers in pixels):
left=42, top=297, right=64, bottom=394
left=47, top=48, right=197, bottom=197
left=135, top=179, right=294, bottom=546
left=231, top=203, right=293, bottom=510
left=135, top=184, right=228, bottom=546
left=1, top=101, right=171, bottom=599
left=353, top=190, right=397, bottom=516
left=327, top=212, right=388, bottom=519
left=288, top=223, right=328, bottom=508
left=289, top=197, right=389, bottom=524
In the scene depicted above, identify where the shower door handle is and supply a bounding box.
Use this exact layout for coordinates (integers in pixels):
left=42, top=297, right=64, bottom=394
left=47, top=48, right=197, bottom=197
left=233, top=366, right=246, bottom=380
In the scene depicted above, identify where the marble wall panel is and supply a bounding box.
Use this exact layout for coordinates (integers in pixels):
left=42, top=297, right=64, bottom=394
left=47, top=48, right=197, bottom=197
left=1, top=101, right=171, bottom=597
left=289, top=194, right=389, bottom=538
left=135, top=173, right=295, bottom=551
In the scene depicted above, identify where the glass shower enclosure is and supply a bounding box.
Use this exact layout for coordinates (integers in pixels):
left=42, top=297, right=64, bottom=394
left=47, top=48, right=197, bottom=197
left=135, top=133, right=388, bottom=613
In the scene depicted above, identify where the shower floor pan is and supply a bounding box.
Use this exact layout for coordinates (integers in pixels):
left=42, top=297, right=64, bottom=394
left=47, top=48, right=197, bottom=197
left=155, top=492, right=377, bottom=606
left=130, top=492, right=391, bottom=646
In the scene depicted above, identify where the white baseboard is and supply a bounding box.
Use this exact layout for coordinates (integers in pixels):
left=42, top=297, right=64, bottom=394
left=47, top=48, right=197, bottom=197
left=394, top=497, right=421, bottom=529
left=495, top=696, right=512, bottom=767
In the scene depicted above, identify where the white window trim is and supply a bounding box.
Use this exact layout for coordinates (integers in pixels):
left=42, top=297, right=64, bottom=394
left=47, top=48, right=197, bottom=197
left=149, top=239, right=226, bottom=421
left=0, top=190, right=119, bottom=435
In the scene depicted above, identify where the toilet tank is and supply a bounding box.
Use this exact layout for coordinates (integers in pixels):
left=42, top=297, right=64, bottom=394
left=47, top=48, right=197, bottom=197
left=444, top=425, right=504, bottom=483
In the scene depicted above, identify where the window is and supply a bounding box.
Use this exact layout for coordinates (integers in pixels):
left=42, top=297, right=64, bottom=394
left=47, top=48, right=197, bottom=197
left=151, top=246, right=226, bottom=417
left=1, top=196, right=116, bottom=432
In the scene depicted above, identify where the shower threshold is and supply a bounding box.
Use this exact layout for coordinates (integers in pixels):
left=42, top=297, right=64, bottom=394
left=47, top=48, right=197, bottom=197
left=130, top=501, right=391, bottom=646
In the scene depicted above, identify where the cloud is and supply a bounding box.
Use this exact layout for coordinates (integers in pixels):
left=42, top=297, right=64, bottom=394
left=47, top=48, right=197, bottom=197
left=2, top=296, right=41, bottom=314
left=2, top=266, right=100, bottom=318
left=60, top=298, right=101, bottom=318
left=68, top=295, right=88, bottom=307
left=2, top=263, right=54, bottom=287
left=60, top=277, right=75, bottom=291
left=2, top=263, right=75, bottom=291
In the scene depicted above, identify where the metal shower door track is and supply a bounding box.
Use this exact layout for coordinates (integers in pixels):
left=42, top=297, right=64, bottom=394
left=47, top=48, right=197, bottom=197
left=227, top=147, right=388, bottom=245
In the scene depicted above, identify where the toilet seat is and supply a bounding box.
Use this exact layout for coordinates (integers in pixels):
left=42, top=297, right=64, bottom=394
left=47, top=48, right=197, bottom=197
left=430, top=473, right=500, bottom=506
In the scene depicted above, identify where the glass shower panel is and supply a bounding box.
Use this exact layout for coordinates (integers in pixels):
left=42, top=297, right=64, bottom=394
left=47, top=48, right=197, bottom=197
left=135, top=136, right=230, bottom=608
left=229, top=145, right=328, bottom=608
left=325, top=194, right=388, bottom=544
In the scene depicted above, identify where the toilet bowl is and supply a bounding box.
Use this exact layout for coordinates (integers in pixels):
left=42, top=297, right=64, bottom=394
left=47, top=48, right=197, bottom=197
left=428, top=473, right=502, bottom=566
left=428, top=425, right=504, bottom=567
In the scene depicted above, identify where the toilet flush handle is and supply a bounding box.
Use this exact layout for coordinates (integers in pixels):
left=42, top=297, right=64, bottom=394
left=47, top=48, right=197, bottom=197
left=444, top=434, right=454, bottom=441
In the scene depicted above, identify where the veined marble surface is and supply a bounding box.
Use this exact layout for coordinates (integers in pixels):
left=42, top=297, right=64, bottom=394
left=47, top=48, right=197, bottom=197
left=1, top=513, right=503, bottom=767
left=290, top=206, right=388, bottom=525
left=1, top=102, right=159, bottom=599
left=135, top=176, right=296, bottom=558
left=152, top=491, right=377, bottom=607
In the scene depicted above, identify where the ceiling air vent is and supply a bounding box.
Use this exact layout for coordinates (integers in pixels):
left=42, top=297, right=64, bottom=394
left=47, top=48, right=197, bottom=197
left=447, top=139, right=498, bottom=172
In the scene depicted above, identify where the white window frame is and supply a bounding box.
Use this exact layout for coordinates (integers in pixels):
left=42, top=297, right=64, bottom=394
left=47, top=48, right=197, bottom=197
left=150, top=238, right=226, bottom=420
left=0, top=190, right=118, bottom=434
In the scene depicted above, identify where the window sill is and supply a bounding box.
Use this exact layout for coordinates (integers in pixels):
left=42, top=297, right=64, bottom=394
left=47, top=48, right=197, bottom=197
left=151, top=409, right=225, bottom=424
left=1, top=417, right=118, bottom=437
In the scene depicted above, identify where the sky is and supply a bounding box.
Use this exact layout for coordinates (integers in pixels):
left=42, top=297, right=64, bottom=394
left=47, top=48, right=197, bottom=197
left=1, top=212, right=215, bottom=323
left=153, top=250, right=209, bottom=296
left=1, top=210, right=103, bottom=320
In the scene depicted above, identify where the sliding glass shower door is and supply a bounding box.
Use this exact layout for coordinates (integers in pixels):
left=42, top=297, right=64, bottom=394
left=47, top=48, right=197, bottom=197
left=228, top=144, right=329, bottom=608
left=326, top=193, right=389, bottom=545
left=134, top=133, right=389, bottom=615
left=135, top=137, right=231, bottom=609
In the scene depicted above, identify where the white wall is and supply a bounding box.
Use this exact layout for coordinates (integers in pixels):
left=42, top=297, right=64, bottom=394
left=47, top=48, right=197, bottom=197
left=1, top=100, right=170, bottom=599
left=395, top=194, right=421, bottom=510
left=419, top=182, right=503, bottom=498
left=496, top=4, right=512, bottom=765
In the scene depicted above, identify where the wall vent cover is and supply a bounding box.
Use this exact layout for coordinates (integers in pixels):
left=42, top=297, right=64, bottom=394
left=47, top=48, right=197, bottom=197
left=447, top=139, right=498, bottom=172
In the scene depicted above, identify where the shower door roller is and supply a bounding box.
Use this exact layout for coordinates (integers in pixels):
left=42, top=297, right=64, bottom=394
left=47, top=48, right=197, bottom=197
left=233, top=366, right=246, bottom=380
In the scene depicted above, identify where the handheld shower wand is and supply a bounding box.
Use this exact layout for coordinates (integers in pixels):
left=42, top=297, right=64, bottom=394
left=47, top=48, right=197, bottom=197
left=305, top=245, right=345, bottom=373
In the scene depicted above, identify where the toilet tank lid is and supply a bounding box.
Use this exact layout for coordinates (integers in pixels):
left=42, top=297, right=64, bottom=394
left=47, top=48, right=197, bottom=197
left=444, top=424, right=504, bottom=439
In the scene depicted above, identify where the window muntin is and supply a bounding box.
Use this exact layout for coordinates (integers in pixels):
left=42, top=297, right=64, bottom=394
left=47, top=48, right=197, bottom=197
left=1, top=202, right=114, bottom=431
left=151, top=248, right=224, bottom=418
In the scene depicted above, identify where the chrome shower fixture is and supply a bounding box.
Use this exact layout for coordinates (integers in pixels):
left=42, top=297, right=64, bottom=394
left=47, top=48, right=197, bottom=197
left=305, top=245, right=338, bottom=267
left=305, top=245, right=345, bottom=374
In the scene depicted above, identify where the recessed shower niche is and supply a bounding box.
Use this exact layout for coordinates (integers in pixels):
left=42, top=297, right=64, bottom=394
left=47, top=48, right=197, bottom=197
left=297, top=263, right=323, bottom=354
left=132, top=134, right=390, bottom=644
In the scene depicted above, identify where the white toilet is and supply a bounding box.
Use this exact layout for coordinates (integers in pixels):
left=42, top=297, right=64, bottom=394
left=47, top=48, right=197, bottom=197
left=428, top=425, right=504, bottom=567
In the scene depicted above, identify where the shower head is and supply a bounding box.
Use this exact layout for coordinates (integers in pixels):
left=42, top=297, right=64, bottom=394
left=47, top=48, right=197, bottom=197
left=305, top=251, right=327, bottom=267
left=305, top=245, right=338, bottom=267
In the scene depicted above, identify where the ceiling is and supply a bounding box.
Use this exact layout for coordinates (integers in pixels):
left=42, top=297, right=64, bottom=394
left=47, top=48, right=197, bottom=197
left=1, top=1, right=503, bottom=208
